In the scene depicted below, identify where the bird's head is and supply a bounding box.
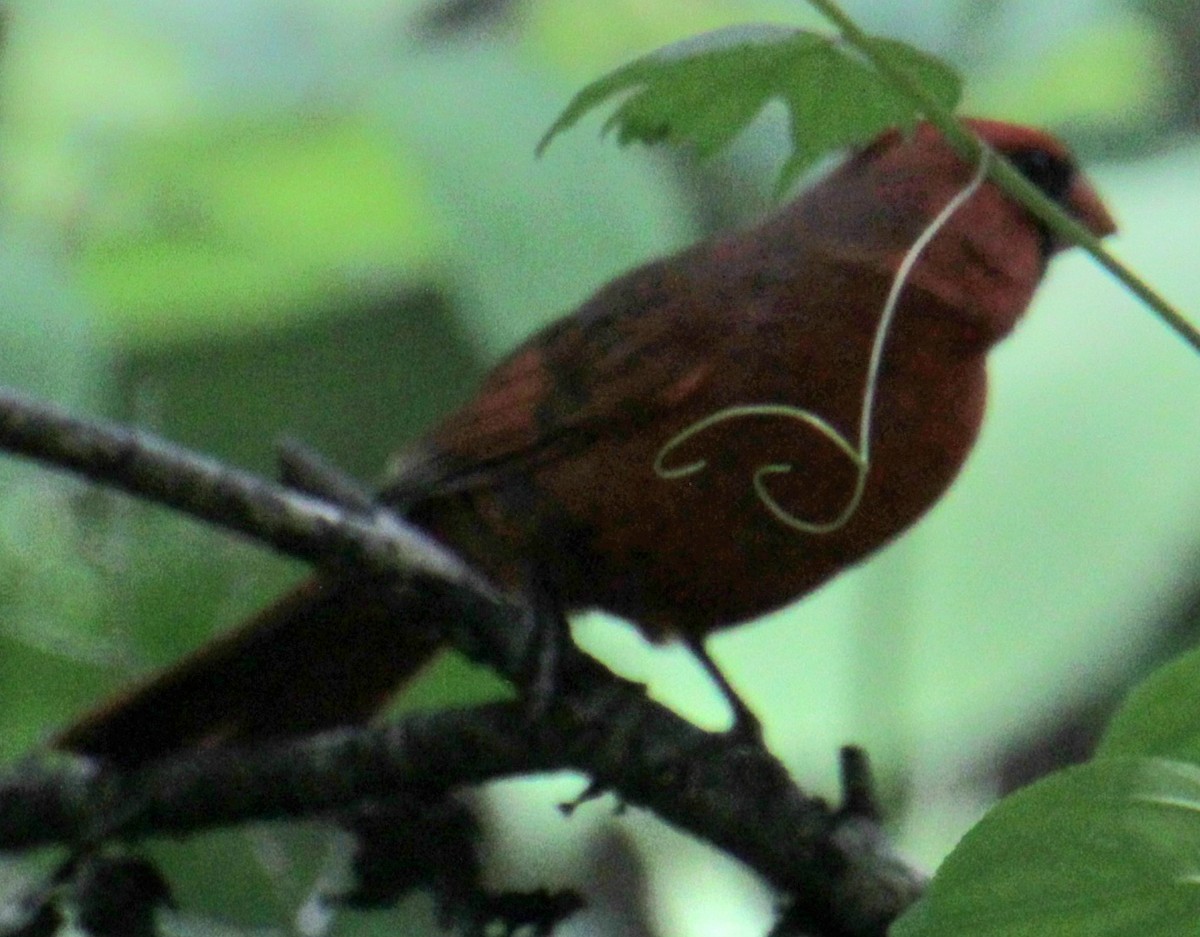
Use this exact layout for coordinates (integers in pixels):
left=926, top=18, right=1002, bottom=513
left=811, top=118, right=1117, bottom=347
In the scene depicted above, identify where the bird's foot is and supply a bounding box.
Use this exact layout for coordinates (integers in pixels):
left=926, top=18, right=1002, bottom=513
left=684, top=636, right=766, bottom=748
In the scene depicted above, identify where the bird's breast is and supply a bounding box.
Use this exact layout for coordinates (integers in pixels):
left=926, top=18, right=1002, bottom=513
left=508, top=344, right=990, bottom=639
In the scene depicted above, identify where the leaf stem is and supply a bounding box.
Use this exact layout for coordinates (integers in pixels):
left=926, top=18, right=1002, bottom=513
left=806, top=0, right=1200, bottom=356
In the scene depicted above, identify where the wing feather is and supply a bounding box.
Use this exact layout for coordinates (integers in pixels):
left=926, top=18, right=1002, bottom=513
left=384, top=255, right=725, bottom=502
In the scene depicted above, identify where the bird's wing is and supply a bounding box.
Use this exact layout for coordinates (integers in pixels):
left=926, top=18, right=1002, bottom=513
left=382, top=255, right=729, bottom=504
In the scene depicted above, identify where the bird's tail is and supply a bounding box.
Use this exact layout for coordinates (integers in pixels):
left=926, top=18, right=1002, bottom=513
left=53, top=574, right=442, bottom=768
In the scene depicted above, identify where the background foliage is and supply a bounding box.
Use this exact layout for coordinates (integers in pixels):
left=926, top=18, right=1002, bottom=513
left=0, top=1, right=1197, bottom=935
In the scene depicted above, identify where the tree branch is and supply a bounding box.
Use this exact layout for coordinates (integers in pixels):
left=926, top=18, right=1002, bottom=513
left=0, top=387, right=924, bottom=936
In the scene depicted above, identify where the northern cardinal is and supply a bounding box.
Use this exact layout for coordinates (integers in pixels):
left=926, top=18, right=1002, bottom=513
left=56, top=119, right=1115, bottom=767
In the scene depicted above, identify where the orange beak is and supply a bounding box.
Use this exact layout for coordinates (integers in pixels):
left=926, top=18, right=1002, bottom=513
left=1064, top=173, right=1117, bottom=243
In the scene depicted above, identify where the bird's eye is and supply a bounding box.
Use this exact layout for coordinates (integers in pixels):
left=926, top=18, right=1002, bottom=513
left=1006, top=147, right=1075, bottom=203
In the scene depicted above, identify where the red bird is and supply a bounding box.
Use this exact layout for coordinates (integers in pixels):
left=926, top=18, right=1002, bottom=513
left=56, top=119, right=1116, bottom=766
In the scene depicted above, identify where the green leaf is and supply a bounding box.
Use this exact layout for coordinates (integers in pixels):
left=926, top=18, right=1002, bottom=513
left=1097, top=646, right=1200, bottom=763
left=892, top=758, right=1200, bottom=937
left=74, top=118, right=445, bottom=347
left=537, top=24, right=960, bottom=193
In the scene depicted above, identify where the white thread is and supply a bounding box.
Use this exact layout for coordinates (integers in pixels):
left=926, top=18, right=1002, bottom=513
left=653, top=148, right=994, bottom=534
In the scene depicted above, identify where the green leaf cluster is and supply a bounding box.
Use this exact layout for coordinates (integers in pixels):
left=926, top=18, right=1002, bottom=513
left=538, top=24, right=961, bottom=194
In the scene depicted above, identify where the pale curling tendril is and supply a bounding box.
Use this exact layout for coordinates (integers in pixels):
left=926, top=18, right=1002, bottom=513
left=653, top=149, right=994, bottom=535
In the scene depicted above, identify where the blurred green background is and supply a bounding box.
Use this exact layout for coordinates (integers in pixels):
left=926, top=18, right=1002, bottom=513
left=0, top=0, right=1197, bottom=935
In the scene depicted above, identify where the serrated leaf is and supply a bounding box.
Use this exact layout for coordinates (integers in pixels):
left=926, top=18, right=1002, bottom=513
left=892, top=758, right=1200, bottom=937
left=1096, top=646, right=1200, bottom=764
left=538, top=24, right=960, bottom=193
